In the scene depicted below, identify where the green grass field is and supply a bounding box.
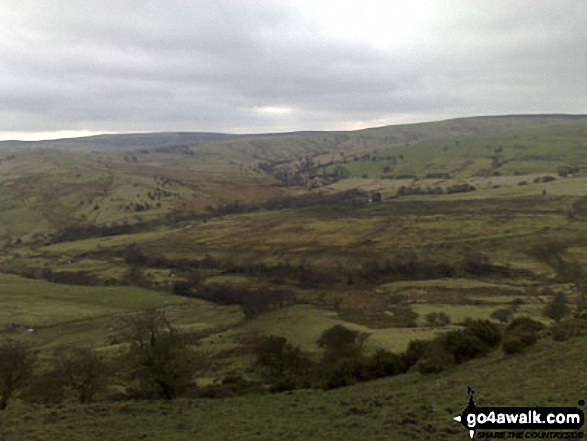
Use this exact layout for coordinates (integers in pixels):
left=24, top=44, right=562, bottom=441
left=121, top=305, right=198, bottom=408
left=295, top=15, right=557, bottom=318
left=0, top=274, right=190, bottom=327
left=0, top=274, right=243, bottom=353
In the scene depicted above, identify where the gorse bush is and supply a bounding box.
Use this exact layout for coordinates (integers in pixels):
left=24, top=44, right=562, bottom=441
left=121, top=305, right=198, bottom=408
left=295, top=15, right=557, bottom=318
left=464, top=319, right=502, bottom=348
left=402, top=339, right=430, bottom=370
left=402, top=320, right=502, bottom=375
left=491, top=308, right=513, bottom=323
left=507, top=317, right=546, bottom=334
left=416, top=341, right=455, bottom=374
left=551, top=317, right=587, bottom=341
left=320, top=358, right=366, bottom=390
left=502, top=317, right=545, bottom=354
left=502, top=331, right=537, bottom=355
left=425, top=311, right=451, bottom=326
left=443, top=330, right=489, bottom=364
left=363, top=349, right=405, bottom=379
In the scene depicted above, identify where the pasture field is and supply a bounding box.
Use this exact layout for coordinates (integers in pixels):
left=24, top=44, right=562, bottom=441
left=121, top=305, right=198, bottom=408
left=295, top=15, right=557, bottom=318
left=40, top=194, right=572, bottom=263
left=0, top=274, right=190, bottom=326
left=0, top=274, right=242, bottom=353
left=3, top=176, right=584, bottom=361
left=219, top=304, right=452, bottom=354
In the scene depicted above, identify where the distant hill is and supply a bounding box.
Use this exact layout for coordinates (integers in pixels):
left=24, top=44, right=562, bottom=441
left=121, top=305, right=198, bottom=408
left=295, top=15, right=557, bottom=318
left=0, top=130, right=325, bottom=152
left=0, top=132, right=239, bottom=151
left=1, top=114, right=586, bottom=153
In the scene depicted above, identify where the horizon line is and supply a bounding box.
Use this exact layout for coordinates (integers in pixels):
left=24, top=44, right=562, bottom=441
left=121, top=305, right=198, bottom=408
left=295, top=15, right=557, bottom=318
left=1, top=113, right=585, bottom=142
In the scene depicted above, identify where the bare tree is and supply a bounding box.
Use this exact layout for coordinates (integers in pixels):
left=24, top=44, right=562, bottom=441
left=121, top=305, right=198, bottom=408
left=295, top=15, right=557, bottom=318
left=125, top=309, right=204, bottom=399
left=0, top=339, right=35, bottom=410
left=55, top=347, right=108, bottom=403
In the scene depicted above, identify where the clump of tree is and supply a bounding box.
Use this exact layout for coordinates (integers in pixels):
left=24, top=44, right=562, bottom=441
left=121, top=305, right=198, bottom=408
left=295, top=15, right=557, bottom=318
left=490, top=298, right=523, bottom=324
left=316, top=325, right=405, bottom=390
left=133, top=202, right=152, bottom=212
left=542, top=291, right=571, bottom=323
left=371, top=192, right=382, bottom=203
left=317, top=324, right=369, bottom=363
left=172, top=281, right=193, bottom=297
left=24, top=345, right=112, bottom=407
left=53, top=223, right=142, bottom=243
left=204, top=189, right=369, bottom=217
left=26, top=268, right=117, bottom=287
left=571, top=196, right=587, bottom=218
left=444, top=320, right=501, bottom=364
left=445, top=183, right=476, bottom=194
left=411, top=340, right=455, bottom=374
left=358, top=253, right=526, bottom=283
left=124, top=242, right=149, bottom=265
left=396, top=186, right=443, bottom=196
left=331, top=165, right=351, bottom=179
left=194, top=283, right=295, bottom=319
left=389, top=306, right=419, bottom=327
left=196, top=375, right=263, bottom=398
left=551, top=317, right=587, bottom=341
left=359, top=254, right=457, bottom=280
left=502, top=317, right=545, bottom=354
left=490, top=308, right=513, bottom=323
left=425, top=311, right=451, bottom=326
left=395, top=182, right=476, bottom=198
left=23, top=313, right=215, bottom=405
left=124, top=310, right=206, bottom=400
left=119, top=245, right=341, bottom=290
left=533, top=175, right=556, bottom=183
left=254, top=326, right=408, bottom=392
left=0, top=339, right=35, bottom=410
left=557, top=165, right=580, bottom=177
left=255, top=336, right=313, bottom=391
left=362, top=349, right=404, bottom=379
left=401, top=319, right=502, bottom=374
left=53, top=347, right=108, bottom=404
left=425, top=172, right=452, bottom=179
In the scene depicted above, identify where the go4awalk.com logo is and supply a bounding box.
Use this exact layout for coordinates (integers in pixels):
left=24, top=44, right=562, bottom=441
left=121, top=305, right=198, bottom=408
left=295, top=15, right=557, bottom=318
left=453, top=388, right=585, bottom=439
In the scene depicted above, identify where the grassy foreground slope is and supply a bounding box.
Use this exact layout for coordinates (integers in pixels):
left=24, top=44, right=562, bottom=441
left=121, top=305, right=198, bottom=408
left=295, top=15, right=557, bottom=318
left=1, top=335, right=585, bottom=441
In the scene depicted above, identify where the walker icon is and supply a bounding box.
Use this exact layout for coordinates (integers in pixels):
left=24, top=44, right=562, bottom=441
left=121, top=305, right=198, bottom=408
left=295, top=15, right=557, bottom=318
left=452, top=386, right=478, bottom=439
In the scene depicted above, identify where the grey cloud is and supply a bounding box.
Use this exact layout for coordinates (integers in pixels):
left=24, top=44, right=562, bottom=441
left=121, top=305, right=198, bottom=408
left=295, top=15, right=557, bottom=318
left=0, top=0, right=586, bottom=135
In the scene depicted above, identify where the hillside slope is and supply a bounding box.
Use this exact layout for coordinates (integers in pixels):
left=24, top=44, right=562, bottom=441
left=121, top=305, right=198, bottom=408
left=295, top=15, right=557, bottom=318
left=0, top=114, right=585, bottom=241
left=1, top=335, right=585, bottom=441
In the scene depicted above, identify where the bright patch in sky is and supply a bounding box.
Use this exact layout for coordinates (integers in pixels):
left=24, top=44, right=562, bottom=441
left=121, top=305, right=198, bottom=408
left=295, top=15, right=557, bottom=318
left=254, top=106, right=293, bottom=115
left=297, top=0, right=439, bottom=48
left=0, top=131, right=109, bottom=142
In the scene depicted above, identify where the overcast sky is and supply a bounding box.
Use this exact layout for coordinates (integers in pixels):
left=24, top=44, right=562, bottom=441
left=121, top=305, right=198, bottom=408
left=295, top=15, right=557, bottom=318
left=1, top=0, right=586, bottom=140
